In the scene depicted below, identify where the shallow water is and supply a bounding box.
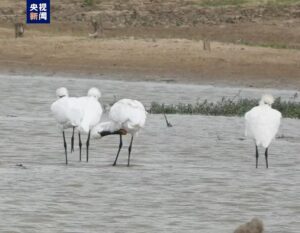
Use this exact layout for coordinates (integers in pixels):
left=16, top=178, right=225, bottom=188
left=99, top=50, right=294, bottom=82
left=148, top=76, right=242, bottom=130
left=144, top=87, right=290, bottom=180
left=0, top=74, right=299, bottom=233
left=0, top=74, right=300, bottom=118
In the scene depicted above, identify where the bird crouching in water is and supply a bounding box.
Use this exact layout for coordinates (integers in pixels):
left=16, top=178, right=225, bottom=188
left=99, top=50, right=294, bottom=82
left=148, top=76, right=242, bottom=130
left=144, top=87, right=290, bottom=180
left=91, top=99, right=147, bottom=166
left=245, top=94, right=282, bottom=168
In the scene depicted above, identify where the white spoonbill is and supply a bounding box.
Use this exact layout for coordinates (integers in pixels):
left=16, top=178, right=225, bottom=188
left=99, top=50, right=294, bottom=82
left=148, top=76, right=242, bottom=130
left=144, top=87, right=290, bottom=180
left=245, top=94, right=282, bottom=168
left=91, top=99, right=147, bottom=166
left=77, top=87, right=103, bottom=162
left=51, top=87, right=82, bottom=164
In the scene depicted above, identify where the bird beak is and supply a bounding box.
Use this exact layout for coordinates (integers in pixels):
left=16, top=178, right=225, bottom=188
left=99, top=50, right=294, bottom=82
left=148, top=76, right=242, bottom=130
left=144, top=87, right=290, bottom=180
left=119, top=129, right=127, bottom=135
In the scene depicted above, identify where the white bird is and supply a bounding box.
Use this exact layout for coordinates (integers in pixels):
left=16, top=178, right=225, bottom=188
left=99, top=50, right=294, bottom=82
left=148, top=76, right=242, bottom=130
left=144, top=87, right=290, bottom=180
left=245, top=94, right=282, bottom=168
left=51, top=87, right=102, bottom=164
left=77, top=87, right=103, bottom=162
left=91, top=99, right=147, bottom=166
left=51, top=87, right=83, bottom=164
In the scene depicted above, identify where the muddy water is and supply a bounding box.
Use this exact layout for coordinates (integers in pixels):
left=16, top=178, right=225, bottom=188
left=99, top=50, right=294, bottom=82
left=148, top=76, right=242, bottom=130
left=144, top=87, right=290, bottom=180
left=0, top=74, right=299, bottom=233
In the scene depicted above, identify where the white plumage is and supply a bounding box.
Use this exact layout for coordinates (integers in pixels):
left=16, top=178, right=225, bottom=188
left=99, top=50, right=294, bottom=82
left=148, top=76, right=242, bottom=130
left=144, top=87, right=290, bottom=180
left=77, top=87, right=103, bottom=162
left=91, top=99, right=147, bottom=166
left=109, top=99, right=146, bottom=134
left=51, top=87, right=82, bottom=164
left=92, top=99, right=146, bottom=137
left=245, top=94, right=282, bottom=168
left=51, top=92, right=82, bottom=130
left=51, top=87, right=103, bottom=164
left=78, top=88, right=103, bottom=133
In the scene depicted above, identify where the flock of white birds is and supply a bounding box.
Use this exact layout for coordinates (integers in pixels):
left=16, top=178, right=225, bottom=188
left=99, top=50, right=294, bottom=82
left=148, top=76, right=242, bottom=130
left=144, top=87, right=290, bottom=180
left=51, top=87, right=147, bottom=166
left=51, top=88, right=281, bottom=168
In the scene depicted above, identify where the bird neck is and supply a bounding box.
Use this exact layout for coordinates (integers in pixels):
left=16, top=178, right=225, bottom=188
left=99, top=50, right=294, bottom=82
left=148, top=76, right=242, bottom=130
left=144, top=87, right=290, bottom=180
left=259, top=101, right=271, bottom=107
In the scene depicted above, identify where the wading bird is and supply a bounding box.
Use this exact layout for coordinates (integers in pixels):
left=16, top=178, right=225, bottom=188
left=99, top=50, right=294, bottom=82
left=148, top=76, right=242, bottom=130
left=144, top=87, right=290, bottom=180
left=51, top=87, right=82, bottom=164
left=92, top=99, right=147, bottom=166
left=245, top=94, right=282, bottom=168
left=51, top=87, right=102, bottom=164
left=77, top=87, right=103, bottom=162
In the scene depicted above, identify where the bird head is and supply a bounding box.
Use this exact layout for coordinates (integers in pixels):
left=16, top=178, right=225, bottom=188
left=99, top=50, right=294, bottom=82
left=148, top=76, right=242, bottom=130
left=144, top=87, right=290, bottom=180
left=91, top=122, right=127, bottom=139
left=91, top=122, right=110, bottom=139
left=259, top=94, right=274, bottom=106
left=56, top=87, right=69, bottom=99
left=87, top=87, right=101, bottom=99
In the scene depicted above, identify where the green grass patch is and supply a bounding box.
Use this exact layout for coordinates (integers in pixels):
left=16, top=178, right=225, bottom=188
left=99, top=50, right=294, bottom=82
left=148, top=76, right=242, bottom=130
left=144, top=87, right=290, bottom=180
left=149, top=97, right=300, bottom=119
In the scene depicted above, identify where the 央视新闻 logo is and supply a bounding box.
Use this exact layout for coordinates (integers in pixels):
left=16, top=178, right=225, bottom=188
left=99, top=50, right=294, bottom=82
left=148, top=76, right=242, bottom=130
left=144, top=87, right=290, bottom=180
left=27, top=0, right=50, bottom=24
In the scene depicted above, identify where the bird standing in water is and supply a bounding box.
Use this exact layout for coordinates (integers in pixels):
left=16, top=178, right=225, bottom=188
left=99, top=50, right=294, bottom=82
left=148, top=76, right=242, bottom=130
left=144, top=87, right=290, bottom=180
left=51, top=87, right=82, bottom=164
left=51, top=87, right=102, bottom=164
left=92, top=99, right=147, bottom=166
left=77, top=87, right=103, bottom=162
left=245, top=94, right=282, bottom=168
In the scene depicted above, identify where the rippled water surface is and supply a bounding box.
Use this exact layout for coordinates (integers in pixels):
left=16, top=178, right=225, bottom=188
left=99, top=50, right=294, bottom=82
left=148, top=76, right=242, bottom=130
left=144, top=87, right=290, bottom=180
left=0, top=74, right=299, bottom=233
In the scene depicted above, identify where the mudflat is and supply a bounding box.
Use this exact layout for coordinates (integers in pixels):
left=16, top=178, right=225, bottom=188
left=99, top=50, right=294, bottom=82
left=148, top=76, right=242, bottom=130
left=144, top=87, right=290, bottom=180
left=0, top=0, right=300, bottom=88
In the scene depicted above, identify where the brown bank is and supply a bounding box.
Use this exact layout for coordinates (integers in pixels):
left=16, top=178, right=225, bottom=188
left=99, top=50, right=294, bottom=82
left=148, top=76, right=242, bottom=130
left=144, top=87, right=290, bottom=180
left=0, top=0, right=300, bottom=88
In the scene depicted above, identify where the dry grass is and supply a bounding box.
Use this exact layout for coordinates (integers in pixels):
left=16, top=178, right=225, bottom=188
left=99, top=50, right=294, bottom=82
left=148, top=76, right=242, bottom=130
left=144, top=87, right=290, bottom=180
left=193, top=0, right=300, bottom=6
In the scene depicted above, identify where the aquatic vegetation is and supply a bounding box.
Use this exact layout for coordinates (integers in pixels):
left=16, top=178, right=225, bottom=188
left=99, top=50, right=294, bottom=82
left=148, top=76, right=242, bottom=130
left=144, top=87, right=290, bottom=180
left=149, top=97, right=300, bottom=119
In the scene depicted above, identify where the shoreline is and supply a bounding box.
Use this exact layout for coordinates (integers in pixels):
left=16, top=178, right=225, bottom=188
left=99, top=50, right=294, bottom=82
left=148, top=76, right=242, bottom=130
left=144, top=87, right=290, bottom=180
left=1, top=71, right=299, bottom=95
left=1, top=65, right=299, bottom=90
left=1, top=0, right=300, bottom=90
left=1, top=28, right=300, bottom=90
left=1, top=61, right=299, bottom=90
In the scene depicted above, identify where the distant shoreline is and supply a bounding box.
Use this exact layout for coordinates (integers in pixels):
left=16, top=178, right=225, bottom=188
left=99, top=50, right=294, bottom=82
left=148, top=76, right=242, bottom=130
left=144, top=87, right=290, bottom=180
left=1, top=63, right=299, bottom=90
left=0, top=27, right=300, bottom=89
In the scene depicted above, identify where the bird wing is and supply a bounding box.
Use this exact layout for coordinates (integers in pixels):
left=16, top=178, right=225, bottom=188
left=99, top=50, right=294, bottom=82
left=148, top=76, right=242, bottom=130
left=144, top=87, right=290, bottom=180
left=66, top=97, right=85, bottom=127
left=245, top=106, right=281, bottom=147
left=265, top=108, right=282, bottom=138
left=51, top=98, right=70, bottom=125
left=51, top=97, right=83, bottom=128
left=79, top=97, right=103, bottom=133
left=109, top=99, right=147, bottom=129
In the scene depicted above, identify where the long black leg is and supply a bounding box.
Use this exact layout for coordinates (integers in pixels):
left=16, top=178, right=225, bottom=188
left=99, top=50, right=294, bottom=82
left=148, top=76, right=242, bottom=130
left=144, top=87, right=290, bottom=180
left=63, top=131, right=68, bottom=165
left=86, top=130, right=91, bottom=162
left=265, top=148, right=269, bottom=169
left=128, top=136, right=134, bottom=167
left=113, top=135, right=123, bottom=166
left=78, top=132, right=82, bottom=162
left=71, top=127, right=75, bottom=153
left=255, top=145, right=259, bottom=168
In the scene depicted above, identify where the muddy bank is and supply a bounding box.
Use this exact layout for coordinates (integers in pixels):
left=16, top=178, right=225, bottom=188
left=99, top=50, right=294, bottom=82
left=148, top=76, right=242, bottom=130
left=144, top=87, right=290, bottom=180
left=2, top=0, right=300, bottom=27
left=0, top=1, right=300, bottom=89
left=1, top=1, right=300, bottom=47
left=0, top=28, right=299, bottom=89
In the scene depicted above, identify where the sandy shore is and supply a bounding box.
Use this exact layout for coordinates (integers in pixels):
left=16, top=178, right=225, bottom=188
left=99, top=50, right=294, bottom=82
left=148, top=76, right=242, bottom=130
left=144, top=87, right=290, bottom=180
left=0, top=26, right=299, bottom=89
